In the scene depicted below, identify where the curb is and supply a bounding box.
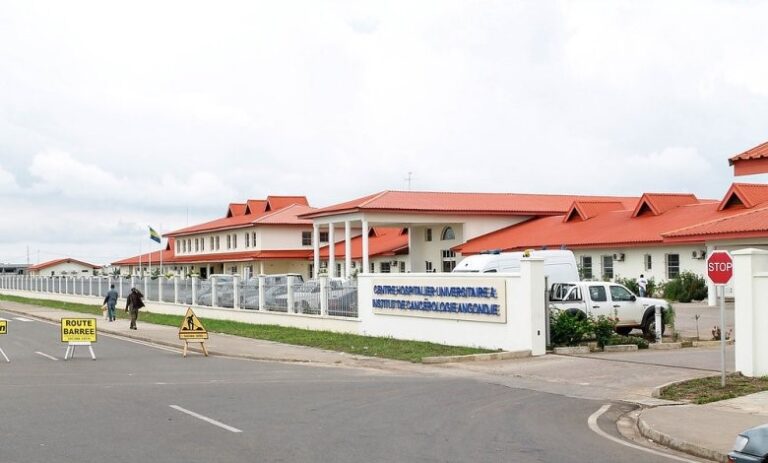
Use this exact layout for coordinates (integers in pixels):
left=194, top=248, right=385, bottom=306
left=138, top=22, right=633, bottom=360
left=692, top=340, right=735, bottom=348
left=603, top=344, right=638, bottom=352
left=422, top=350, right=531, bottom=364
left=552, top=346, right=590, bottom=355
left=649, top=342, right=682, bottom=350
left=637, top=410, right=729, bottom=463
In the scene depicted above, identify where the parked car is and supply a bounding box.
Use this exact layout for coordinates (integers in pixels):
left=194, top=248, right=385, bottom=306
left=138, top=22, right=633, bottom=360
left=729, top=424, right=768, bottom=462
left=196, top=274, right=236, bottom=308
left=328, top=286, right=358, bottom=317
left=548, top=281, right=670, bottom=336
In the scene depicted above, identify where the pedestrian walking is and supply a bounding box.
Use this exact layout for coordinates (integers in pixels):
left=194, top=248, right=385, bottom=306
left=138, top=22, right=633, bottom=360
left=125, top=287, right=145, bottom=330
left=103, top=284, right=119, bottom=322
left=638, top=274, right=648, bottom=297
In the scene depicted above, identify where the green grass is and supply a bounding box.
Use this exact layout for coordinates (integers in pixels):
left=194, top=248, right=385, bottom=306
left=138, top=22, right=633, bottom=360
left=660, top=374, right=768, bottom=404
left=0, top=294, right=495, bottom=363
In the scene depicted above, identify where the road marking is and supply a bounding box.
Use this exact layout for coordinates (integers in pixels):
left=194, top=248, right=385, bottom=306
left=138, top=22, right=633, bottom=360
left=588, top=404, right=701, bottom=462
left=13, top=317, right=33, bottom=322
left=35, top=351, right=58, bottom=361
left=169, top=405, right=242, bottom=433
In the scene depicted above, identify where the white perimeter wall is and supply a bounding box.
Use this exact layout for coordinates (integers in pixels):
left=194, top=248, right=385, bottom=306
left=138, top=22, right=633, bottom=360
left=357, top=258, right=546, bottom=353
left=733, top=248, right=768, bottom=377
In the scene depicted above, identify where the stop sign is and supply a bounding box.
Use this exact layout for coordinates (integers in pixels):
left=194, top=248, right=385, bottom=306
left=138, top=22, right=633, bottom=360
left=707, top=251, right=733, bottom=284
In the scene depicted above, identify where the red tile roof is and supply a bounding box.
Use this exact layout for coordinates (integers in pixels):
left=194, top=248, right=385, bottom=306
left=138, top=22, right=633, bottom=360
left=455, top=200, right=730, bottom=253
left=729, top=141, right=768, bottom=164
left=564, top=201, right=625, bottom=222
left=166, top=197, right=314, bottom=237
left=664, top=204, right=768, bottom=242
left=28, top=258, right=101, bottom=271
left=112, top=249, right=313, bottom=266
left=227, top=203, right=247, bottom=217
left=318, top=227, right=409, bottom=259
left=300, top=191, right=638, bottom=219
left=718, top=183, right=768, bottom=210
left=631, top=193, right=699, bottom=217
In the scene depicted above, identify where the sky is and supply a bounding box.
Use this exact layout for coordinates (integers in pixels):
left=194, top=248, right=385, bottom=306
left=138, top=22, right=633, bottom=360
left=2, top=0, right=768, bottom=266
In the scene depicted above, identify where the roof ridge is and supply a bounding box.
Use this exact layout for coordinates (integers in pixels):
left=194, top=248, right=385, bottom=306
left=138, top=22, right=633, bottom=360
left=642, top=192, right=697, bottom=197
left=358, top=191, right=390, bottom=208
left=383, top=189, right=636, bottom=199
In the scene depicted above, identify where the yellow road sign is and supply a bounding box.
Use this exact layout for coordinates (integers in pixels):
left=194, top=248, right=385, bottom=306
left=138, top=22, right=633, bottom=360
left=0, top=319, right=6, bottom=335
left=61, top=318, right=97, bottom=343
left=179, top=308, right=208, bottom=340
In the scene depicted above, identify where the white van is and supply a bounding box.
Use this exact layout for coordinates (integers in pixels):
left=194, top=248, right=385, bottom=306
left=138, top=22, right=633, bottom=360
left=452, top=250, right=579, bottom=284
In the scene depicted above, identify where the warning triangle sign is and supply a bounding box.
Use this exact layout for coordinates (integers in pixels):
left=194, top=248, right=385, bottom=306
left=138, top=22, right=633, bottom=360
left=179, top=308, right=208, bottom=340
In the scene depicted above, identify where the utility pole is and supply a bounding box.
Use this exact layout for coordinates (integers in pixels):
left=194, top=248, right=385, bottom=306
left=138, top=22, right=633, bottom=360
left=405, top=171, right=413, bottom=190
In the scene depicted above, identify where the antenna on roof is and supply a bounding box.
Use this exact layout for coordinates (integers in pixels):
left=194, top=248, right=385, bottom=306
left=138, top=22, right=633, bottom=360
left=405, top=171, right=413, bottom=190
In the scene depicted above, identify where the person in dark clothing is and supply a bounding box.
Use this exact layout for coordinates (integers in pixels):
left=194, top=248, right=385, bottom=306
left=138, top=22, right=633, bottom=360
left=103, top=284, right=119, bottom=322
left=125, top=287, right=145, bottom=330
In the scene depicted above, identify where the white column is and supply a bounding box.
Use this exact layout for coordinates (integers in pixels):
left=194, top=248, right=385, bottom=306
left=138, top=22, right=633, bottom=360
left=211, top=276, right=218, bottom=307
left=706, top=244, right=717, bottom=306
left=258, top=275, right=266, bottom=311
left=119, top=277, right=123, bottom=298
left=313, top=223, right=320, bottom=279
left=406, top=226, right=413, bottom=272
left=733, top=248, right=768, bottom=377
left=174, top=277, right=179, bottom=304
left=191, top=276, right=198, bottom=305
left=287, top=275, right=296, bottom=313
left=328, top=223, right=336, bottom=278
left=233, top=275, right=241, bottom=309
left=521, top=257, right=546, bottom=356
left=362, top=219, right=370, bottom=274
left=320, top=275, right=328, bottom=316
left=345, top=221, right=352, bottom=279
left=157, top=276, right=163, bottom=302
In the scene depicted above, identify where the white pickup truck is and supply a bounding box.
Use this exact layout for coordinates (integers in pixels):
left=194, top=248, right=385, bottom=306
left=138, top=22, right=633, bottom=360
left=548, top=282, right=670, bottom=336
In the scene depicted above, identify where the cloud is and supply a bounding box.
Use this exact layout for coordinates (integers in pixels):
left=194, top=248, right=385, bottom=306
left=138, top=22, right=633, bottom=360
left=0, top=164, right=19, bottom=193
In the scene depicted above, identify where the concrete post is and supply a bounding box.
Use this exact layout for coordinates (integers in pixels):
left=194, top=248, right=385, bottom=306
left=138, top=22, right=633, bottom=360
left=174, top=277, right=179, bottom=304
left=143, top=277, right=149, bottom=301
left=520, top=257, right=546, bottom=356
left=286, top=275, right=296, bottom=313
left=258, top=275, right=266, bottom=311
left=733, top=248, right=768, bottom=377
left=158, top=276, right=163, bottom=302
left=344, top=221, right=352, bottom=279
left=64, top=276, right=69, bottom=294
left=313, top=223, right=320, bottom=279
left=362, top=218, right=369, bottom=274
left=328, top=223, right=336, bottom=278
left=191, top=276, right=198, bottom=306
left=119, top=277, right=123, bottom=298
left=233, top=275, right=241, bottom=309
left=211, top=276, right=218, bottom=307
left=89, top=277, right=93, bottom=296
left=320, top=275, right=328, bottom=317
left=130, top=276, right=136, bottom=294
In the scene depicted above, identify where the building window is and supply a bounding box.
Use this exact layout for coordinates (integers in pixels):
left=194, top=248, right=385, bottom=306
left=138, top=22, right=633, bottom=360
left=425, top=228, right=432, bottom=242
left=233, top=234, right=237, bottom=248
left=666, top=254, right=680, bottom=279
left=200, top=238, right=204, bottom=251
left=441, top=227, right=455, bottom=241
left=336, top=263, right=341, bottom=276
left=215, top=236, right=220, bottom=250
left=320, top=232, right=329, bottom=243
left=176, top=241, right=180, bottom=253
left=644, top=254, right=652, bottom=271
left=380, top=262, right=391, bottom=273
left=182, top=240, right=186, bottom=253
left=580, top=256, right=593, bottom=279
left=210, top=237, right=214, bottom=250
left=227, top=235, right=231, bottom=249
left=187, top=239, right=191, bottom=252
left=194, top=239, right=199, bottom=252
left=399, top=262, right=406, bottom=273
left=252, top=232, right=257, bottom=248
left=601, top=255, right=614, bottom=280
left=370, top=262, right=375, bottom=273
left=302, top=231, right=312, bottom=246
left=229, top=266, right=237, bottom=275
left=442, top=250, right=456, bottom=272
left=425, top=261, right=433, bottom=272
left=245, top=233, right=250, bottom=248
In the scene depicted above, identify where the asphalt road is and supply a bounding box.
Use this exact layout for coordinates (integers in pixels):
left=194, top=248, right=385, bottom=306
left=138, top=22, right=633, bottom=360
left=0, top=311, right=690, bottom=463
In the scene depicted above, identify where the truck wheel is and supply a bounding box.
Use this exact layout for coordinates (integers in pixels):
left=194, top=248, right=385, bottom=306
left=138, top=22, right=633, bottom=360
left=642, top=310, right=666, bottom=337
left=565, top=309, right=587, bottom=320
left=615, top=327, right=632, bottom=336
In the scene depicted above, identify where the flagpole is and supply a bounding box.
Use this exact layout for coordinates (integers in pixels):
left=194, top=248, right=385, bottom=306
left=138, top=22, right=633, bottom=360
left=139, top=239, right=142, bottom=278
left=160, top=224, right=163, bottom=275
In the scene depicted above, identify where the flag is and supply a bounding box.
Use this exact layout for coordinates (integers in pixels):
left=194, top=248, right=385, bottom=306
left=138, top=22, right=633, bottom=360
left=149, top=226, right=161, bottom=243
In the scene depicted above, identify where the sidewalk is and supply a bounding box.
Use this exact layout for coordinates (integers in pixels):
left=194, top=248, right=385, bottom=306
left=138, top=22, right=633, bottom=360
left=3, top=299, right=767, bottom=462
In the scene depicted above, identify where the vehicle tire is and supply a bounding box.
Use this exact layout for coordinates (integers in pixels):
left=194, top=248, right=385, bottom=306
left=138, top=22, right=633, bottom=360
left=615, top=327, right=632, bottom=336
left=642, top=309, right=666, bottom=337
left=565, top=309, right=587, bottom=320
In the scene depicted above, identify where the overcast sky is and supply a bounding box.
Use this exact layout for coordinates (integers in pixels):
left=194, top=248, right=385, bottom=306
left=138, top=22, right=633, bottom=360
left=2, top=0, right=768, bottom=266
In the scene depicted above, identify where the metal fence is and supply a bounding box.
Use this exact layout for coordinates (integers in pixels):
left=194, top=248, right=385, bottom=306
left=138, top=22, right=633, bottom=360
left=0, top=275, right=359, bottom=318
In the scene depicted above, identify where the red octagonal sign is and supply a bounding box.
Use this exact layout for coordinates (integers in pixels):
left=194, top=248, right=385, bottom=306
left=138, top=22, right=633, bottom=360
left=707, top=251, right=733, bottom=285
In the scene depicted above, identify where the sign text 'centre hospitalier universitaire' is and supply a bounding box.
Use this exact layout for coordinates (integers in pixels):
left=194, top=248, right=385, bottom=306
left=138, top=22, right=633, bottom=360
left=371, top=277, right=507, bottom=323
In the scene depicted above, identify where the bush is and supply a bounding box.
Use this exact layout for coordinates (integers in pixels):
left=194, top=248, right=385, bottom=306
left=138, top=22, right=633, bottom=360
left=663, top=303, right=675, bottom=328
left=592, top=315, right=618, bottom=348
left=615, top=276, right=658, bottom=297
left=662, top=272, right=708, bottom=302
left=550, top=310, right=592, bottom=346
left=605, top=335, right=649, bottom=349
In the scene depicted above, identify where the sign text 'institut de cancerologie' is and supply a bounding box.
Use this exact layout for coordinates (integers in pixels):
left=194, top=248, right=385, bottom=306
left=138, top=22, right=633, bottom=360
left=371, top=277, right=507, bottom=323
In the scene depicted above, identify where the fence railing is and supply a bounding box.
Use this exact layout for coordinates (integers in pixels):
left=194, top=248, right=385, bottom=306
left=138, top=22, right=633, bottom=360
left=0, top=275, right=359, bottom=318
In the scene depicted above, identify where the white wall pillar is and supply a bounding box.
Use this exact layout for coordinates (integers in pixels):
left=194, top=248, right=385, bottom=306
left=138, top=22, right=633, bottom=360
left=406, top=226, right=413, bottom=272
left=344, top=221, right=352, bottom=279
left=520, top=257, right=546, bottom=356
left=211, top=276, right=218, bottom=307
left=313, top=223, right=320, bottom=279
left=173, top=276, right=179, bottom=304
left=287, top=275, right=296, bottom=313
left=320, top=275, right=328, bottom=316
left=733, top=248, right=768, bottom=377
left=191, top=276, right=198, bottom=305
left=258, top=275, right=266, bottom=311
left=233, top=275, right=241, bottom=309
left=328, top=223, right=336, bottom=278
left=362, top=219, right=369, bottom=274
